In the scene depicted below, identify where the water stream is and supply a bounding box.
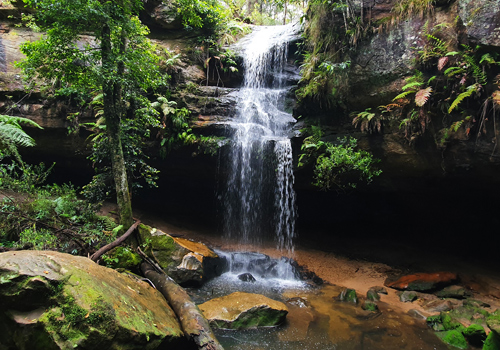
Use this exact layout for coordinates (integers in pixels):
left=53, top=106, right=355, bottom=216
left=222, top=25, right=298, bottom=257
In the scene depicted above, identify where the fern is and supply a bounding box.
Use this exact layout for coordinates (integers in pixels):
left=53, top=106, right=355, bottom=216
left=402, top=81, right=422, bottom=91
left=415, top=87, right=432, bottom=107
left=448, top=84, right=478, bottom=113
left=393, top=90, right=415, bottom=101
left=0, top=115, right=43, bottom=161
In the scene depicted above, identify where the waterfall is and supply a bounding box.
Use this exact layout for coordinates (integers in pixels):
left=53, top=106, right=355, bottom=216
left=223, top=25, right=298, bottom=256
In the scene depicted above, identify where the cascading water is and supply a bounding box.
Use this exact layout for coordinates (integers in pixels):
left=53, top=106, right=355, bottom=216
left=223, top=25, right=298, bottom=256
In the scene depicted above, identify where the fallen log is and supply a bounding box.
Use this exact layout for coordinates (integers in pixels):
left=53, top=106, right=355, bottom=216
left=90, top=220, right=141, bottom=262
left=140, top=259, right=224, bottom=350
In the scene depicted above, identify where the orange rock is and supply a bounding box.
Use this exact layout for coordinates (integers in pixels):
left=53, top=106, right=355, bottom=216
left=386, top=272, right=458, bottom=291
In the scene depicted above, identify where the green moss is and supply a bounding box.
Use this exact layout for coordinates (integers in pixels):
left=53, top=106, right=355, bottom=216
left=362, top=300, right=379, bottom=312
left=102, top=246, right=142, bottom=270
left=463, top=324, right=486, bottom=346
left=483, top=331, right=500, bottom=350
left=339, top=288, right=358, bottom=304
left=436, top=330, right=468, bottom=349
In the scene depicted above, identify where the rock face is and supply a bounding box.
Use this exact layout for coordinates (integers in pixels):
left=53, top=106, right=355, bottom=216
left=198, top=292, right=288, bottom=330
left=137, top=224, right=225, bottom=286
left=0, top=250, right=186, bottom=350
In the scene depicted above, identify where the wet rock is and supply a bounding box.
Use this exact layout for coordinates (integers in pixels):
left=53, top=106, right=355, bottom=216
left=286, top=297, right=309, bottom=308
left=362, top=300, right=379, bottom=312
left=0, top=250, right=185, bottom=350
left=463, top=299, right=490, bottom=308
left=399, top=291, right=419, bottom=302
left=199, top=292, right=288, bottom=330
left=484, top=331, right=500, bottom=350
left=435, top=285, right=471, bottom=299
left=435, top=330, right=468, bottom=349
left=408, top=309, right=427, bottom=321
left=421, top=299, right=453, bottom=313
left=138, top=223, right=225, bottom=286
left=369, top=286, right=388, bottom=295
left=463, top=324, right=486, bottom=347
left=367, top=288, right=381, bottom=301
left=238, top=272, right=256, bottom=283
left=487, top=310, right=500, bottom=334
left=338, top=288, right=358, bottom=304
left=385, top=272, right=458, bottom=292
left=458, top=0, right=500, bottom=47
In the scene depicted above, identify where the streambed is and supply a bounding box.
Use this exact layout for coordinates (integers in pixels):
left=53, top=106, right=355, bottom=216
left=186, top=252, right=449, bottom=350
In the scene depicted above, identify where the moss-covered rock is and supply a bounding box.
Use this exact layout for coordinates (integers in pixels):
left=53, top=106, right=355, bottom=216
left=366, top=288, right=381, bottom=301
left=199, top=292, right=288, bottom=330
left=338, top=288, right=358, bottom=304
left=0, top=250, right=186, bottom=350
left=138, top=223, right=225, bottom=286
left=435, top=330, right=468, bottom=349
left=362, top=300, right=379, bottom=312
left=463, top=324, right=486, bottom=346
left=483, top=331, right=500, bottom=350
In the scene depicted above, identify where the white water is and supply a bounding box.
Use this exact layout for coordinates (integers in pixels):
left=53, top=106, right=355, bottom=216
left=222, top=25, right=298, bottom=275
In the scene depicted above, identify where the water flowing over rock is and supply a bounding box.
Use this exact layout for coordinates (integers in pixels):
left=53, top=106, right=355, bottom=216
left=0, top=250, right=186, bottom=350
left=198, top=291, right=288, bottom=330
left=221, top=24, right=299, bottom=254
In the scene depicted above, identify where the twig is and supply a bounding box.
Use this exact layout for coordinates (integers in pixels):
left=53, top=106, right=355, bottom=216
left=90, top=220, right=141, bottom=262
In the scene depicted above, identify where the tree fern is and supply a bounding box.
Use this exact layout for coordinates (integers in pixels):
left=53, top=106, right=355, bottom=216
left=0, top=115, right=42, bottom=161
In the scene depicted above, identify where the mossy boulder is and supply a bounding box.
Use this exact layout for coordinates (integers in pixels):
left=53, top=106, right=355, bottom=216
left=435, top=330, right=468, bottom=349
left=483, top=331, right=500, bottom=350
left=0, top=250, right=186, bottom=350
left=138, top=223, right=225, bottom=286
left=362, top=300, right=379, bottom=312
left=198, top=292, right=288, bottom=330
left=463, top=324, right=486, bottom=346
left=338, top=288, right=358, bottom=304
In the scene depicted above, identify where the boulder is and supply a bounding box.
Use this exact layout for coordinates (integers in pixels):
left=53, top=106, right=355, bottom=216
left=0, top=250, right=186, bottom=350
left=338, top=288, right=358, bottom=304
left=198, top=292, right=288, bottom=330
left=458, top=0, right=500, bottom=47
left=138, top=223, right=225, bottom=286
left=435, top=285, right=471, bottom=299
left=238, top=272, right=256, bottom=283
left=385, top=272, right=458, bottom=292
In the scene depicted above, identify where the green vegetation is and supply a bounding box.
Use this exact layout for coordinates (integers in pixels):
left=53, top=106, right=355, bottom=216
left=18, top=0, right=166, bottom=228
left=0, top=172, right=118, bottom=254
left=298, top=127, right=381, bottom=191
left=0, top=115, right=42, bottom=163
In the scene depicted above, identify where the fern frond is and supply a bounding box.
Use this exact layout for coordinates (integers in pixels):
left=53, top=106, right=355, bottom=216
left=428, top=76, right=437, bottom=84
left=438, top=57, right=448, bottom=71
left=444, top=66, right=465, bottom=77
left=448, top=85, right=477, bottom=113
left=0, top=122, right=36, bottom=148
left=402, top=81, right=422, bottom=91
left=393, top=91, right=415, bottom=101
left=415, top=87, right=432, bottom=107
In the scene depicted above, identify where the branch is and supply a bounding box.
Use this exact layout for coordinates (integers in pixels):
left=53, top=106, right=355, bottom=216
left=90, top=220, right=141, bottom=262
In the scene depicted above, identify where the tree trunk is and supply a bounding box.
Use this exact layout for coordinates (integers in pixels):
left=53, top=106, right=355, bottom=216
left=101, top=24, right=134, bottom=229
left=283, top=0, right=287, bottom=25
left=141, top=262, right=225, bottom=350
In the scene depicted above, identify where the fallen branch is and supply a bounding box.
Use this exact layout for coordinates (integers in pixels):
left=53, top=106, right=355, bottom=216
left=90, top=220, right=141, bottom=262
left=139, top=257, right=224, bottom=350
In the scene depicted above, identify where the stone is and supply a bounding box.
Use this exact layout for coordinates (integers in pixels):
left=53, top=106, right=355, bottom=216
left=366, top=288, right=381, bottom=301
left=338, top=288, right=358, bottom=304
left=458, top=0, right=500, bottom=47
left=483, top=331, right=500, bottom=350
left=137, top=223, right=225, bottom=286
left=435, top=285, right=471, bottom=299
left=362, top=300, right=379, bottom=312
left=199, top=292, right=288, bottom=330
left=0, top=250, right=185, bottom=350
left=386, top=272, right=458, bottom=292
left=421, top=299, right=453, bottom=313
left=238, top=272, right=256, bottom=283
left=101, top=246, right=141, bottom=271
left=435, top=330, right=468, bottom=349
left=463, top=324, right=486, bottom=347
left=399, top=290, right=419, bottom=302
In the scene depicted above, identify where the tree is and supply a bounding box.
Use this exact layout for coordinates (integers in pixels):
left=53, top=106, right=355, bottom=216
left=19, top=0, right=164, bottom=228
